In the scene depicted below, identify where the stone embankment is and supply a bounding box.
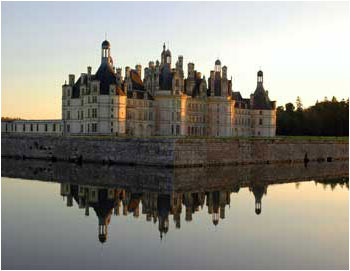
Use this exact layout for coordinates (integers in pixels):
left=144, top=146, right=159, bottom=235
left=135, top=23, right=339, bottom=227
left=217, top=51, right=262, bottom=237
left=1, top=134, right=348, bottom=167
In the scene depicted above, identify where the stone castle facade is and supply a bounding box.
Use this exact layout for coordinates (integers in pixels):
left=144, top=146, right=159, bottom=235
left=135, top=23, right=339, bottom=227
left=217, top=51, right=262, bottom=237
left=2, top=40, right=276, bottom=137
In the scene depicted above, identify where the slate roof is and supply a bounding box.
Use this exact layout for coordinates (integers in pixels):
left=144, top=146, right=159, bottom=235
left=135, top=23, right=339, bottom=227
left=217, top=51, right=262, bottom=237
left=130, top=70, right=144, bottom=91
left=191, top=78, right=204, bottom=98
left=232, top=92, right=251, bottom=109
left=253, top=83, right=272, bottom=110
left=232, top=91, right=243, bottom=101
left=71, top=62, right=129, bottom=98
left=127, top=89, right=154, bottom=100
left=94, top=63, right=118, bottom=95
left=159, top=65, right=173, bottom=90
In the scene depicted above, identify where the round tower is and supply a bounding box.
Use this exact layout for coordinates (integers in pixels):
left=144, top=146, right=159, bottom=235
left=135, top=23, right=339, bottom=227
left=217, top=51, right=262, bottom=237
left=215, top=59, right=221, bottom=73
left=257, top=70, right=263, bottom=83
left=101, top=40, right=111, bottom=65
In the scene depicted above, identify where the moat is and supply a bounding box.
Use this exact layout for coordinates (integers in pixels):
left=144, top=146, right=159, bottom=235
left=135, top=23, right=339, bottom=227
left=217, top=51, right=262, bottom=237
left=1, top=159, right=349, bottom=269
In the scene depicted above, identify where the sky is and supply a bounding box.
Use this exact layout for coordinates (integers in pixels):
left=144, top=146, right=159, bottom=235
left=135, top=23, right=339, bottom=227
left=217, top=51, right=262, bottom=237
left=1, top=1, right=349, bottom=119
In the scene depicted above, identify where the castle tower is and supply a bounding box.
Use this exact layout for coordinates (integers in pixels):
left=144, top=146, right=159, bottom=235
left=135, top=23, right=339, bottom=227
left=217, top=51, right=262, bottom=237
left=257, top=70, right=263, bottom=84
left=101, top=40, right=112, bottom=65
left=250, top=184, right=267, bottom=215
left=161, top=43, right=172, bottom=67
left=215, top=59, right=221, bottom=73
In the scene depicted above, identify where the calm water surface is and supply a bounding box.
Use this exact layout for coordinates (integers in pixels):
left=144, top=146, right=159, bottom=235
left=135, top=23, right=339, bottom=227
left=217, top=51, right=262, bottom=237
left=1, top=161, right=349, bottom=269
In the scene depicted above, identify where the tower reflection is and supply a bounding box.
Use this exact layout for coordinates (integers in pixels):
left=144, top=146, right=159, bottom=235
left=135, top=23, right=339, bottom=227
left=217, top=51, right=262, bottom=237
left=60, top=183, right=269, bottom=243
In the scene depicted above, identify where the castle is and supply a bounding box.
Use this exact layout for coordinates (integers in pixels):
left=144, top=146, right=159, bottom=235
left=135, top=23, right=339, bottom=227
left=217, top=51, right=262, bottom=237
left=2, top=40, right=276, bottom=137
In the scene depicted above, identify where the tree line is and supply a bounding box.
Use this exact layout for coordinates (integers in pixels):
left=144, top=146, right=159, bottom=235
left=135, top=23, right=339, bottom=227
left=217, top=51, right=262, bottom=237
left=276, top=96, right=349, bottom=136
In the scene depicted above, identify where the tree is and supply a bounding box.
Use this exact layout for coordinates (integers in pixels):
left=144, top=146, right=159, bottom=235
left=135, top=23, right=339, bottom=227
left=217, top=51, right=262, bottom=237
left=276, top=96, right=349, bottom=136
left=296, top=96, right=303, bottom=111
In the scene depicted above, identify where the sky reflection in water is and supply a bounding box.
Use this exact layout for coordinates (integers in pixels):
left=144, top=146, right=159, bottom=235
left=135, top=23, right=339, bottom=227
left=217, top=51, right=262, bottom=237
left=1, top=161, right=349, bottom=269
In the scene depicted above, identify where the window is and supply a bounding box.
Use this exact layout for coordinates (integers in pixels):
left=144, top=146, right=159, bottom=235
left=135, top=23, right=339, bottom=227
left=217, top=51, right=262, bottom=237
left=30, top=124, right=33, bottom=132
left=92, top=96, right=97, bottom=103
left=92, top=123, right=97, bottom=132
left=176, top=125, right=180, bottom=135
left=53, top=124, right=56, bottom=132
left=81, top=111, right=84, bottom=119
left=88, top=109, right=91, bottom=118
left=92, top=108, right=97, bottom=118
left=259, top=110, right=262, bottom=115
left=37, top=124, right=39, bottom=131
left=259, top=119, right=263, bottom=125
left=93, top=85, right=97, bottom=93
left=67, top=100, right=70, bottom=106
left=67, top=111, right=70, bottom=120
left=80, top=124, right=83, bottom=133
left=23, top=124, right=25, bottom=131
left=81, top=99, right=84, bottom=106
left=67, top=124, right=70, bottom=132
left=45, top=124, right=48, bottom=132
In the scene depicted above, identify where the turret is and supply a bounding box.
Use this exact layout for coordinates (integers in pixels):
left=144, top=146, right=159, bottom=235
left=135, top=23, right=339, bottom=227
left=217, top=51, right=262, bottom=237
left=222, top=66, right=227, bottom=79
left=101, top=40, right=112, bottom=65
left=188, top=63, right=195, bottom=78
left=215, top=59, right=221, bottom=73
left=257, top=70, right=263, bottom=84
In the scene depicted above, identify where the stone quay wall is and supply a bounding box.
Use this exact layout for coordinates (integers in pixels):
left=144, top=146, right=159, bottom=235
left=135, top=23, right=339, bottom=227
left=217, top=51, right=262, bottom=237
left=1, top=134, right=348, bottom=167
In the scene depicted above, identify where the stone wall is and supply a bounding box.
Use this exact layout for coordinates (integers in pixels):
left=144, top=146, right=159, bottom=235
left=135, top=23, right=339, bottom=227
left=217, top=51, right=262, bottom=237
left=174, top=138, right=349, bottom=166
left=1, top=134, right=348, bottom=167
left=2, top=158, right=348, bottom=193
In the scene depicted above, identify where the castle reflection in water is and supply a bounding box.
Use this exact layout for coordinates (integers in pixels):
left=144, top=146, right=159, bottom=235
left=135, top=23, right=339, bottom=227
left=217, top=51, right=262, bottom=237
left=2, top=157, right=347, bottom=244
left=60, top=182, right=267, bottom=243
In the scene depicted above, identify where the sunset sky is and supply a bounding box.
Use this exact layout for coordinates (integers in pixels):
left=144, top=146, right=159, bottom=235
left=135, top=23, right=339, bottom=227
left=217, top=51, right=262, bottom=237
left=1, top=1, right=349, bottom=119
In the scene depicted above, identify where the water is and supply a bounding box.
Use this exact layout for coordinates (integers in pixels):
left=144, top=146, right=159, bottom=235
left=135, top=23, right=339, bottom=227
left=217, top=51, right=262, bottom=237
left=1, top=159, right=349, bottom=269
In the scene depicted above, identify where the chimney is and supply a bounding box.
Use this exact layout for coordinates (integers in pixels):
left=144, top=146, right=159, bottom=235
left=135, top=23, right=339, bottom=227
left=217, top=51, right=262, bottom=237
left=125, top=66, right=130, bottom=78
left=135, top=64, right=142, bottom=78
left=69, top=74, right=75, bottom=86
